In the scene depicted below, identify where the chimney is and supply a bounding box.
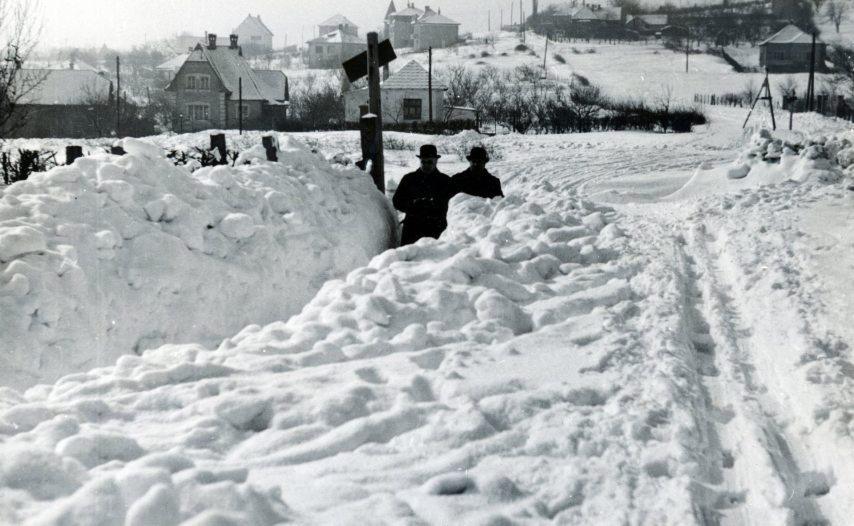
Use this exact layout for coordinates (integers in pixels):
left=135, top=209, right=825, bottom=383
left=230, top=34, right=239, bottom=49
left=208, top=33, right=217, bottom=49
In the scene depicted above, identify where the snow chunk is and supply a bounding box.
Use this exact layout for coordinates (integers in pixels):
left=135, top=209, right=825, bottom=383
left=56, top=432, right=146, bottom=468
left=0, top=225, right=47, bottom=262
left=474, top=290, right=533, bottom=335
left=219, top=213, right=255, bottom=239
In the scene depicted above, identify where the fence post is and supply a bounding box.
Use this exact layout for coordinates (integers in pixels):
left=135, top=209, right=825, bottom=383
left=262, top=136, right=278, bottom=161
left=66, top=146, right=83, bottom=165
left=210, top=133, right=227, bottom=165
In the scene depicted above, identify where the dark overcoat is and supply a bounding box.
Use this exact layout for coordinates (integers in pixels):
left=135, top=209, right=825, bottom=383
left=451, top=168, right=504, bottom=199
left=392, top=168, right=454, bottom=245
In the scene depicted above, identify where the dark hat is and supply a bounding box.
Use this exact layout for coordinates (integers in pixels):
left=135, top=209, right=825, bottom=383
left=417, top=144, right=441, bottom=159
left=466, top=146, right=489, bottom=162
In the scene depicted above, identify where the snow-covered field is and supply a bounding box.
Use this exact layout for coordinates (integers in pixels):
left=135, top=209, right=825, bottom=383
left=1, top=105, right=853, bottom=524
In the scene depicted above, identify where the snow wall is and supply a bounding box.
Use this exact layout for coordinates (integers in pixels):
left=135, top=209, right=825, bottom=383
left=0, top=136, right=398, bottom=390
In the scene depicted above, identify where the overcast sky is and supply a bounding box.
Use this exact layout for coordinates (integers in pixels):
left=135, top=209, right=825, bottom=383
left=37, top=0, right=568, bottom=51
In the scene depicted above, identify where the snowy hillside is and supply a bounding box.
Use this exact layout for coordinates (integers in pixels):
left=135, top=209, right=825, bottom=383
left=1, top=106, right=854, bottom=524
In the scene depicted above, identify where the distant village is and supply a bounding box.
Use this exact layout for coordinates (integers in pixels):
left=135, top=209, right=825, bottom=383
left=2, top=0, right=850, bottom=139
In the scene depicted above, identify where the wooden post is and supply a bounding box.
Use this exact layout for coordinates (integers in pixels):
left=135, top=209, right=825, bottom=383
left=110, top=146, right=126, bottom=155
left=807, top=32, right=816, bottom=112
left=428, top=46, right=433, bottom=125
left=210, top=133, right=227, bottom=165
left=116, top=56, right=121, bottom=136
left=65, top=146, right=83, bottom=165
left=239, top=77, right=243, bottom=134
left=367, top=32, right=385, bottom=192
left=543, top=32, right=549, bottom=73
left=262, top=136, right=278, bottom=161
left=357, top=114, right=378, bottom=171
left=685, top=27, right=689, bottom=73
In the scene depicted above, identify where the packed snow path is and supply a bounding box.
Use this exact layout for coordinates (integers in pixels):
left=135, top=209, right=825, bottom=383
left=1, top=109, right=853, bottom=524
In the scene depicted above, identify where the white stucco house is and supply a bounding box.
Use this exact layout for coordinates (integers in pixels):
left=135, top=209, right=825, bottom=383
left=343, top=60, right=447, bottom=124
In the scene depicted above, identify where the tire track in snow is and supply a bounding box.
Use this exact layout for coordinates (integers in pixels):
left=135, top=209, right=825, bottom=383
left=681, top=223, right=830, bottom=526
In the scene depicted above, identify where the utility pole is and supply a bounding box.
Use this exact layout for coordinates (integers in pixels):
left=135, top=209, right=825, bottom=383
left=238, top=77, right=243, bottom=134
left=521, top=2, right=525, bottom=42
left=428, top=46, right=433, bottom=124
left=807, top=32, right=816, bottom=112
left=367, top=32, right=385, bottom=192
left=543, top=32, right=549, bottom=73
left=116, top=56, right=121, bottom=136
left=685, top=27, right=689, bottom=73
left=488, top=11, right=491, bottom=32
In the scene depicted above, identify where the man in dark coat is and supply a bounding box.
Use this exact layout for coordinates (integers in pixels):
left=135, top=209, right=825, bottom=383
left=451, top=146, right=503, bottom=199
left=392, top=144, right=455, bottom=245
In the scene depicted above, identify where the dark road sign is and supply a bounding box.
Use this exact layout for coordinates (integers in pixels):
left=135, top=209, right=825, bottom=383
left=342, top=39, right=396, bottom=82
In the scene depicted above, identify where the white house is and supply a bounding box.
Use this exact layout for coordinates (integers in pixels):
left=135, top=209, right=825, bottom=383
left=343, top=60, right=447, bottom=124
left=233, top=14, right=274, bottom=54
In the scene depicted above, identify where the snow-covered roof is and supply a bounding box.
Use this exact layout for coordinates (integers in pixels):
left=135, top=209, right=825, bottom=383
left=16, top=69, right=111, bottom=105
left=156, top=53, right=189, bottom=72
left=390, top=6, right=424, bottom=17
left=626, top=14, right=668, bottom=26
left=417, top=12, right=460, bottom=25
left=235, top=14, right=274, bottom=36
left=308, top=30, right=365, bottom=45
left=172, top=44, right=286, bottom=102
left=319, top=14, right=358, bottom=28
left=382, top=60, right=447, bottom=90
left=759, top=24, right=822, bottom=46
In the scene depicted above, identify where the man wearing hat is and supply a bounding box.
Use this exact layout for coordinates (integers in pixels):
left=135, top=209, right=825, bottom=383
left=392, top=144, right=455, bottom=245
left=451, top=146, right=503, bottom=199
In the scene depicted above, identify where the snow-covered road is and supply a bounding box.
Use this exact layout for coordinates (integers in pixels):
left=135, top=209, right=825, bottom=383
left=1, top=109, right=853, bottom=525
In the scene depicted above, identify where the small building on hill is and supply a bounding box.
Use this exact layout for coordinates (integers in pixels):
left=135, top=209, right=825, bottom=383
left=165, top=34, right=288, bottom=132
left=306, top=29, right=367, bottom=69
left=413, top=7, right=461, bottom=50
left=625, top=14, right=668, bottom=36
left=759, top=24, right=826, bottom=73
left=156, top=53, right=189, bottom=83
left=318, top=14, right=359, bottom=37
left=2, top=69, right=113, bottom=138
left=343, top=60, right=447, bottom=124
left=552, top=3, right=623, bottom=39
left=233, top=14, right=275, bottom=55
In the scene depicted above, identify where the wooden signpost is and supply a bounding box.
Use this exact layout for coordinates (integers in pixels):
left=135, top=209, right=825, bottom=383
left=342, top=34, right=396, bottom=193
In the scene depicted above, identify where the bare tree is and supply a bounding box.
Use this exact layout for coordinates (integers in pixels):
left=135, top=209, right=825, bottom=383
left=824, top=0, right=850, bottom=32
left=0, top=0, right=43, bottom=135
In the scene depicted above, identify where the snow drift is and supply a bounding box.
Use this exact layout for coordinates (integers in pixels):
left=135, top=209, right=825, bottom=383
left=0, top=135, right=397, bottom=390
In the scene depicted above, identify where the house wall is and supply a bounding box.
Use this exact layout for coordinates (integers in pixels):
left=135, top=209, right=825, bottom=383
left=344, top=88, right=445, bottom=124
left=389, top=18, right=417, bottom=48
left=225, top=100, right=268, bottom=129
left=760, top=42, right=826, bottom=72
left=413, top=24, right=459, bottom=50
left=307, top=42, right=366, bottom=69
left=172, top=61, right=228, bottom=131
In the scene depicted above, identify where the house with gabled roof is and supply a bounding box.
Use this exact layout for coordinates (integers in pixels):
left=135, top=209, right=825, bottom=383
left=306, top=29, right=367, bottom=69
left=233, top=14, right=274, bottom=54
left=759, top=24, right=826, bottom=73
left=2, top=69, right=114, bottom=137
left=385, top=2, right=424, bottom=48
left=165, top=34, right=288, bottom=132
left=413, top=7, right=461, bottom=51
left=319, top=14, right=359, bottom=37
left=343, top=60, right=448, bottom=124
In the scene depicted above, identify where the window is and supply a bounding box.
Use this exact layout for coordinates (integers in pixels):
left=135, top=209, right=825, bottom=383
left=773, top=51, right=785, bottom=61
left=316, top=46, right=324, bottom=54
left=252, top=36, right=262, bottom=42
left=199, top=75, right=210, bottom=90
left=240, top=104, right=250, bottom=118
left=185, top=75, right=210, bottom=90
left=187, top=104, right=210, bottom=121
left=403, top=98, right=422, bottom=120
left=185, top=75, right=196, bottom=89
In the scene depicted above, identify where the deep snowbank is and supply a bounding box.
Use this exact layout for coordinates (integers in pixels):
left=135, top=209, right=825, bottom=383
left=0, top=135, right=396, bottom=390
